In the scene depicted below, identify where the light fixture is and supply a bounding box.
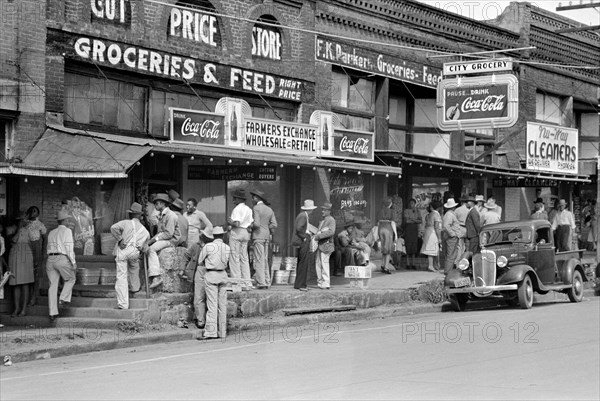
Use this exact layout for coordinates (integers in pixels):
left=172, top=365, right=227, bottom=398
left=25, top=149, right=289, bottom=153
left=328, top=168, right=331, bottom=172
left=297, top=165, right=301, bottom=169
left=100, top=180, right=104, bottom=185
left=191, top=156, right=195, bottom=160
left=312, top=166, right=316, bottom=170
left=409, top=162, right=412, bottom=166
left=357, top=171, right=361, bottom=175
left=24, top=177, right=28, bottom=183
left=171, top=154, right=175, bottom=159
left=429, top=165, right=432, bottom=169
left=210, top=158, right=214, bottom=162
left=398, top=175, right=402, bottom=179
left=263, top=162, right=267, bottom=167
left=343, top=169, right=346, bottom=174
left=228, top=159, right=232, bottom=164
left=50, top=179, right=54, bottom=185
left=371, top=172, right=375, bottom=176
left=439, top=167, right=442, bottom=170
left=246, top=161, right=250, bottom=165
left=76, top=180, right=80, bottom=185
left=385, top=173, right=389, bottom=178
left=136, top=161, right=141, bottom=166
left=280, top=164, right=284, bottom=168
left=150, top=152, right=154, bottom=157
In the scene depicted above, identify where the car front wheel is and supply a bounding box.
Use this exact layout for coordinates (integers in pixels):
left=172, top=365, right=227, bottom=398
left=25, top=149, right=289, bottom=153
left=567, top=270, right=584, bottom=303
left=517, top=275, right=533, bottom=309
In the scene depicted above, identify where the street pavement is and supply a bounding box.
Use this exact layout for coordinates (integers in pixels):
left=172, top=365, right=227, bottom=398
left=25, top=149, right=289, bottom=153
left=1, top=296, right=598, bottom=400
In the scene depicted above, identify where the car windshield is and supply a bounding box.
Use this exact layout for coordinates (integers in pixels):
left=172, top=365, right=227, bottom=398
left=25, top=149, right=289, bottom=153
left=480, top=226, right=532, bottom=246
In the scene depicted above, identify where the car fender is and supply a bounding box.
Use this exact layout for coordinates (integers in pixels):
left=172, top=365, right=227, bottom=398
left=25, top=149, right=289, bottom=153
left=444, top=269, right=468, bottom=287
left=559, top=259, right=587, bottom=284
left=496, top=264, right=537, bottom=287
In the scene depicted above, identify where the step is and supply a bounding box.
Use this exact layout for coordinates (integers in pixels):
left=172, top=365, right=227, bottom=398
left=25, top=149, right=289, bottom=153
left=25, top=305, right=146, bottom=320
left=41, top=285, right=128, bottom=298
left=0, top=314, right=136, bottom=329
left=75, top=262, right=116, bottom=270
left=36, top=296, right=152, bottom=309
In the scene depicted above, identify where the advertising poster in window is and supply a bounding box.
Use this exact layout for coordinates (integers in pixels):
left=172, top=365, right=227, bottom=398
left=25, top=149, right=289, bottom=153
left=329, top=171, right=367, bottom=223
left=526, top=122, right=578, bottom=175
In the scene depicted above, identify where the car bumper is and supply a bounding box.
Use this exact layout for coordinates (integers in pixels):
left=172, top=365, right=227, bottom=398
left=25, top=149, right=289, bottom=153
left=446, top=284, right=518, bottom=294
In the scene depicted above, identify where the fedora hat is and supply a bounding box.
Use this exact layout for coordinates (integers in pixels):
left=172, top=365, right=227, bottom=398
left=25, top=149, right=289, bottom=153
left=475, top=195, right=485, bottom=202
left=462, top=194, right=476, bottom=202
left=534, top=198, right=544, bottom=204
left=127, top=202, right=143, bottom=214
left=321, top=202, right=333, bottom=210
left=444, top=198, right=459, bottom=209
left=232, top=188, right=247, bottom=200
left=250, top=189, right=268, bottom=204
left=167, top=189, right=180, bottom=201
left=57, top=210, right=70, bottom=221
left=152, top=193, right=170, bottom=204
left=200, top=229, right=214, bottom=240
left=344, top=218, right=356, bottom=228
left=558, top=199, right=568, bottom=207
left=300, top=199, right=317, bottom=210
left=212, top=226, right=226, bottom=236
left=170, top=198, right=185, bottom=211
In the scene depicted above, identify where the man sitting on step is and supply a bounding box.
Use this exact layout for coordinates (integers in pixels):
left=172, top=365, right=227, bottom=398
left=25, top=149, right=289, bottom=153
left=110, top=202, right=150, bottom=310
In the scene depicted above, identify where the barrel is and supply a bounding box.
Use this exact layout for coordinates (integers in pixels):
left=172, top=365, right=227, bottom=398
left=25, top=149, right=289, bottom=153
left=281, top=257, right=297, bottom=271
left=288, top=271, right=296, bottom=284
left=272, top=270, right=291, bottom=285
left=99, top=267, right=117, bottom=285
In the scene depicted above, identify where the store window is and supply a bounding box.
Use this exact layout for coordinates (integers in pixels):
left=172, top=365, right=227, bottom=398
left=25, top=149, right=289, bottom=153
left=536, top=92, right=571, bottom=126
left=151, top=89, right=217, bottom=137
left=0, top=119, right=14, bottom=162
left=64, top=72, right=147, bottom=133
left=331, top=70, right=375, bottom=131
left=577, top=110, right=599, bottom=160
left=388, top=94, right=407, bottom=152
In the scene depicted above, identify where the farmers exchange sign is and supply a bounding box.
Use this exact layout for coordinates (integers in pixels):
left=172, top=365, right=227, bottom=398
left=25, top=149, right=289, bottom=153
left=526, top=122, right=578, bottom=175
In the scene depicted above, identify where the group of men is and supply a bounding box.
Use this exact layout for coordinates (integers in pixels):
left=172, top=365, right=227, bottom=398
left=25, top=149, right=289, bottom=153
left=44, top=187, right=277, bottom=339
left=531, top=197, right=576, bottom=252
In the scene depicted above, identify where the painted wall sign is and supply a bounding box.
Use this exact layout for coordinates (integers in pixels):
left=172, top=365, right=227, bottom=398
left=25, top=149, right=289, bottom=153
left=493, top=178, right=559, bottom=188
left=91, top=0, right=131, bottom=25
left=188, top=165, right=277, bottom=181
left=327, top=129, right=374, bottom=162
left=170, top=108, right=225, bottom=146
left=67, top=35, right=313, bottom=102
left=243, top=117, right=318, bottom=156
left=315, top=35, right=442, bottom=89
left=526, top=122, right=578, bottom=175
left=437, top=75, right=519, bottom=131
left=168, top=5, right=220, bottom=47
left=443, top=58, right=513, bottom=76
left=252, top=24, right=282, bottom=60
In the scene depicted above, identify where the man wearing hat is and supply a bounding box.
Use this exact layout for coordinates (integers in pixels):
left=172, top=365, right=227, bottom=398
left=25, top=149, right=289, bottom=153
left=170, top=198, right=189, bottom=248
left=442, top=198, right=462, bottom=273
left=464, top=195, right=481, bottom=253
left=531, top=198, right=549, bottom=221
left=46, top=210, right=78, bottom=321
left=228, top=189, right=254, bottom=283
left=313, top=202, right=336, bottom=289
left=551, top=199, right=576, bottom=252
left=292, top=200, right=318, bottom=291
left=110, top=203, right=150, bottom=309
left=337, top=218, right=371, bottom=270
left=481, top=199, right=501, bottom=227
left=146, top=193, right=181, bottom=289
left=250, top=189, right=278, bottom=289
left=200, top=226, right=230, bottom=339
left=189, top=228, right=214, bottom=329
left=185, top=198, right=213, bottom=248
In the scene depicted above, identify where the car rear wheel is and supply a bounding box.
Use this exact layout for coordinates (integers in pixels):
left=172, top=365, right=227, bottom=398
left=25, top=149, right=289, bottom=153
left=517, top=275, right=533, bottom=309
left=449, top=294, right=468, bottom=312
left=567, top=270, right=584, bottom=303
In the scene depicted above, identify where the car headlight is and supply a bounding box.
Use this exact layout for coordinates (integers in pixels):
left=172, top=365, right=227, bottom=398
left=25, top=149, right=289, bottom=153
left=497, top=256, right=508, bottom=268
left=457, top=258, right=470, bottom=270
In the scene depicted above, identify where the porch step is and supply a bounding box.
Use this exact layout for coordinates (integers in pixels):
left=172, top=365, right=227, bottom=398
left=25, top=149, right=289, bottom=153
left=41, top=285, right=150, bottom=298
left=0, top=314, right=137, bottom=329
left=35, top=296, right=152, bottom=309
left=25, top=305, right=147, bottom=320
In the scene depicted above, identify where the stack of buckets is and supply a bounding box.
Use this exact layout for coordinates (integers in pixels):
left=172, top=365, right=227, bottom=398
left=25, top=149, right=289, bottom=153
left=272, top=257, right=297, bottom=285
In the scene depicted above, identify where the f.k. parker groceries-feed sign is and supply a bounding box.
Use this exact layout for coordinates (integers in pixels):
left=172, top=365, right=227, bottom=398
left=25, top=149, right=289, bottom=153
left=526, top=122, right=578, bottom=175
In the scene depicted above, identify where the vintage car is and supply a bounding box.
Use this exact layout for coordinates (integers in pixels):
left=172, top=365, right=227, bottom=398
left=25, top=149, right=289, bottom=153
left=445, top=219, right=587, bottom=311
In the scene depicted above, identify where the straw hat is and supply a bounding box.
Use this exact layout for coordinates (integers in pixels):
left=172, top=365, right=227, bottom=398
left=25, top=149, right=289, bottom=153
left=475, top=195, right=485, bottom=202
left=484, top=200, right=497, bottom=209
left=558, top=199, right=568, bottom=207
left=250, top=189, right=268, bottom=204
left=300, top=199, right=317, bottom=210
left=170, top=198, right=185, bottom=211
left=200, top=229, right=214, bottom=240
left=57, top=210, right=70, bottom=221
left=167, top=189, right=180, bottom=201
left=212, top=226, right=226, bottom=236
left=444, top=198, right=459, bottom=209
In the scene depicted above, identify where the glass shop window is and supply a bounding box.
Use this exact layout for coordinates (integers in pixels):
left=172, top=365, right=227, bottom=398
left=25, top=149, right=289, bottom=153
left=331, top=70, right=375, bottom=113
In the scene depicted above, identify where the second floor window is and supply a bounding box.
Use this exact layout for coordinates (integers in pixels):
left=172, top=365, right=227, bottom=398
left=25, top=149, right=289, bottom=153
left=536, top=92, right=570, bottom=126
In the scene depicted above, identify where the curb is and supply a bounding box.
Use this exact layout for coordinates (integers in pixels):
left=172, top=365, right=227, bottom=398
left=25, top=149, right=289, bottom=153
left=2, top=288, right=597, bottom=364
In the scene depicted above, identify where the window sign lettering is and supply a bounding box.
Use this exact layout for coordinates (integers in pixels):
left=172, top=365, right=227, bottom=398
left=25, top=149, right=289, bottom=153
left=91, top=0, right=131, bottom=25
left=252, top=25, right=282, bottom=60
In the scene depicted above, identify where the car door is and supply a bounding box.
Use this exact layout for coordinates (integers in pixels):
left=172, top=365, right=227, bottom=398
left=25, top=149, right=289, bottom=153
left=528, top=227, right=556, bottom=284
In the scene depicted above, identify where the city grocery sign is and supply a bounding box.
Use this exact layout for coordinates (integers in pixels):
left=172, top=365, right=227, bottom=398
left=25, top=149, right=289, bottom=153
left=526, top=122, right=578, bottom=175
left=315, top=36, right=442, bottom=89
left=437, top=75, right=519, bottom=130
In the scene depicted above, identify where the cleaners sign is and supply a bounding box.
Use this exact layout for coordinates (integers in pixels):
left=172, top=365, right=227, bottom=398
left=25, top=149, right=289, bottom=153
left=526, top=122, right=578, bottom=175
left=243, top=117, right=318, bottom=156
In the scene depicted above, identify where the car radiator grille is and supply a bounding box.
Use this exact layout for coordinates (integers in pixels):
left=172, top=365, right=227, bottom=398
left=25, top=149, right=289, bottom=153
left=473, top=250, right=497, bottom=288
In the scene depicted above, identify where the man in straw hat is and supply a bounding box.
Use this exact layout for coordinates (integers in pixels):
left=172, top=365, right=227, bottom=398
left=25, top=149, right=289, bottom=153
left=442, top=198, right=463, bottom=274
left=110, top=202, right=150, bottom=309
left=146, top=193, right=181, bottom=289
left=46, top=210, right=77, bottom=321
left=481, top=198, right=501, bottom=227
left=200, top=226, right=230, bottom=339
left=250, top=189, right=278, bottom=289
left=292, top=199, right=318, bottom=291
left=314, top=202, right=336, bottom=289
left=551, top=199, right=576, bottom=252
left=228, top=189, right=253, bottom=284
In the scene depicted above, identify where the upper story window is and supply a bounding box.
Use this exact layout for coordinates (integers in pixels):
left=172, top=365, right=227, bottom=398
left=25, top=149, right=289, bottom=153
left=64, top=72, right=147, bottom=133
left=331, top=70, right=375, bottom=113
left=536, top=92, right=571, bottom=126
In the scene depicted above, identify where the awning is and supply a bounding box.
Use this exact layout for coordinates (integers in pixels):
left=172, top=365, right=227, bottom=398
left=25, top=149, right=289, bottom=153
left=377, top=151, right=591, bottom=183
left=0, top=126, right=152, bottom=178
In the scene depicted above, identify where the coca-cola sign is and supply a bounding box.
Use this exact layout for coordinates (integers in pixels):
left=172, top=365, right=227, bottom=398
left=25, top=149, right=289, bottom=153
left=331, top=129, right=374, bottom=162
left=437, top=75, right=518, bottom=131
left=170, top=108, right=225, bottom=146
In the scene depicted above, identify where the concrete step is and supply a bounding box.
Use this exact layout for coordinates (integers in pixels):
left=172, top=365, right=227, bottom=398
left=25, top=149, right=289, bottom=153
left=35, top=296, right=152, bottom=309
left=25, top=305, right=146, bottom=320
left=0, top=314, right=136, bottom=329
left=76, top=262, right=116, bottom=270
left=41, top=285, right=124, bottom=298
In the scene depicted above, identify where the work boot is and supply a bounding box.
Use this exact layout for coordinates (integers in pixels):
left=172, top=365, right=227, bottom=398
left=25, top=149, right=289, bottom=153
left=149, top=277, right=163, bottom=289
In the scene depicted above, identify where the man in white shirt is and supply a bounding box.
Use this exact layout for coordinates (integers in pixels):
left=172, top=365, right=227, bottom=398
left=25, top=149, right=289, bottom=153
left=228, top=189, right=253, bottom=283
left=185, top=198, right=213, bottom=247
left=46, top=210, right=77, bottom=321
left=110, top=202, right=150, bottom=310
left=551, top=199, right=576, bottom=252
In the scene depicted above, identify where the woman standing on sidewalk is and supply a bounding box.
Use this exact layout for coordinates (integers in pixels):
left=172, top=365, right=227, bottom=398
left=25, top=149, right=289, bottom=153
left=26, top=206, right=46, bottom=306
left=421, top=201, right=442, bottom=272
left=8, top=212, right=35, bottom=317
left=404, top=199, right=422, bottom=269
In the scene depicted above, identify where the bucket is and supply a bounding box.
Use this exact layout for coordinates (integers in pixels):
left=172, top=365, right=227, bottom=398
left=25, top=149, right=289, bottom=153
left=288, top=271, right=297, bottom=284
left=101, top=233, right=117, bottom=255
left=272, top=270, right=291, bottom=285
left=282, top=257, right=297, bottom=271
left=99, top=267, right=117, bottom=285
